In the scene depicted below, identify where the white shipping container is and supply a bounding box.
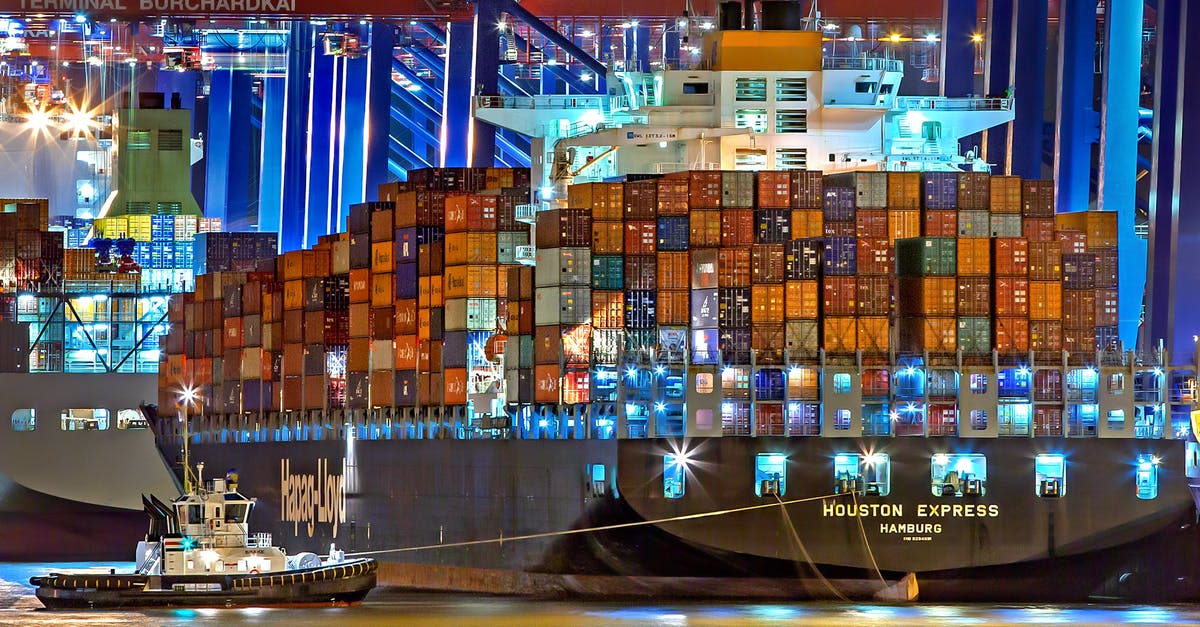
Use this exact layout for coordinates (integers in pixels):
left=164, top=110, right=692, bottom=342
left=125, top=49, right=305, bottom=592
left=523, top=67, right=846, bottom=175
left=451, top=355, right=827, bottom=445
left=534, top=286, right=592, bottom=325
left=534, top=247, right=591, bottom=287
left=370, top=339, right=394, bottom=370
left=332, top=240, right=351, bottom=275
left=444, top=298, right=468, bottom=331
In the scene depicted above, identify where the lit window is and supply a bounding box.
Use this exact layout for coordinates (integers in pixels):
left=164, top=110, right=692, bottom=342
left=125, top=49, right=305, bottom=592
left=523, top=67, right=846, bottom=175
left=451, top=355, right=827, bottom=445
left=969, top=409, right=988, bottom=430
left=734, top=109, right=768, bottom=133
left=734, top=77, right=767, bottom=101
left=931, top=453, right=987, bottom=497
left=1135, top=454, right=1159, bottom=499
left=1106, top=409, right=1126, bottom=431
left=755, top=453, right=786, bottom=497
left=775, top=148, right=808, bottom=170
left=834, top=453, right=862, bottom=494
left=696, top=409, right=713, bottom=430
left=775, top=77, right=808, bottom=101
left=663, top=455, right=686, bottom=498
left=682, top=82, right=710, bottom=94
left=1035, top=454, right=1066, bottom=497
left=833, top=453, right=891, bottom=496
left=833, top=373, right=851, bottom=394
left=834, top=409, right=851, bottom=430
left=1108, top=373, right=1125, bottom=394
left=11, top=408, right=34, bottom=431
left=864, top=453, right=891, bottom=496
left=117, top=408, right=148, bottom=429
left=775, top=110, right=807, bottom=133
left=695, top=372, right=714, bottom=394
left=969, top=373, right=989, bottom=394
left=854, top=81, right=877, bottom=93
left=127, top=129, right=151, bottom=150
left=61, top=408, right=109, bottom=431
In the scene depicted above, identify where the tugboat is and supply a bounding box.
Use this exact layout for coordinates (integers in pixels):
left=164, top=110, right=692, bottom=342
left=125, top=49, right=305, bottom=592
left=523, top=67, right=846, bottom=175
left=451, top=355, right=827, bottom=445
left=29, top=461, right=377, bottom=609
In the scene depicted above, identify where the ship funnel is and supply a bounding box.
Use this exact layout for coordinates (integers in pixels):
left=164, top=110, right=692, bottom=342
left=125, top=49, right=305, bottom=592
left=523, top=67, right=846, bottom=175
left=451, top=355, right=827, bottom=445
left=760, top=1, right=805, bottom=30
left=718, top=1, right=743, bottom=30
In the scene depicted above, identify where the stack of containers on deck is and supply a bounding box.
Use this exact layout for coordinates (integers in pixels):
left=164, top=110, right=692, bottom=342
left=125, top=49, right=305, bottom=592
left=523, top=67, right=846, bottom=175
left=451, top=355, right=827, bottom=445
left=954, top=172, right=993, bottom=355
left=1022, top=180, right=1062, bottom=357
left=654, top=178, right=690, bottom=361
left=445, top=192, right=501, bottom=406
left=818, top=173, right=863, bottom=354
left=750, top=172, right=787, bottom=365
left=396, top=185, right=446, bottom=406
left=990, top=176, right=1029, bottom=352
left=1056, top=209, right=1119, bottom=353
left=686, top=172, right=722, bottom=363
left=4, top=201, right=53, bottom=293
left=718, top=171, right=754, bottom=363
left=897, top=171, right=958, bottom=354
left=535, top=201, right=592, bottom=404
left=577, top=182, right=624, bottom=369
left=782, top=171, right=823, bottom=358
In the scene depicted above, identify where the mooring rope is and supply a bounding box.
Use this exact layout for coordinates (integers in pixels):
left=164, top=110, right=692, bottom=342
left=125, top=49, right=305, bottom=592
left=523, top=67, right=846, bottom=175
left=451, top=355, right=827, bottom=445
left=344, top=491, right=842, bottom=557
left=773, top=492, right=850, bottom=602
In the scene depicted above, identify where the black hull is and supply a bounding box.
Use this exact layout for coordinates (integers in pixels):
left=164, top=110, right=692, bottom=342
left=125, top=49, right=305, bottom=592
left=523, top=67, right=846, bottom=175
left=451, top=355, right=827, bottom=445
left=31, top=559, right=378, bottom=610
left=0, top=476, right=146, bottom=562
left=170, top=437, right=1200, bottom=601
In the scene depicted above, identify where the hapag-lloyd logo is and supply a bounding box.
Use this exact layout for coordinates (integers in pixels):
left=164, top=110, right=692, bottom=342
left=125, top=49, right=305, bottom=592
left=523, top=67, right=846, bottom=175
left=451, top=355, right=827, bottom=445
left=280, top=458, right=346, bottom=538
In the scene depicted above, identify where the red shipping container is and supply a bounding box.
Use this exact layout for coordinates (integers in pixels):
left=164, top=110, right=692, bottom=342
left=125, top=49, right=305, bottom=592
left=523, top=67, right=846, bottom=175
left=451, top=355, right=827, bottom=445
left=444, top=194, right=497, bottom=232
left=688, top=171, right=723, bottom=209
left=823, top=220, right=857, bottom=238
left=443, top=368, right=468, bottom=405
left=395, top=335, right=418, bottom=370
left=625, top=255, right=658, bottom=290
left=856, top=210, right=889, bottom=239
left=823, top=276, right=857, bottom=315
left=625, top=220, right=657, bottom=255
left=1064, top=327, right=1096, bottom=354
left=790, top=170, right=824, bottom=209
left=536, top=208, right=591, bottom=248
left=718, top=248, right=752, bottom=287
left=658, top=290, right=691, bottom=325
left=1029, top=242, right=1063, bottom=280
left=757, top=171, right=791, bottom=208
left=957, top=276, right=991, bottom=316
left=1063, top=289, right=1096, bottom=329
left=993, top=238, right=1029, bottom=276
left=1056, top=230, right=1087, bottom=254
left=751, top=244, right=786, bottom=283
left=721, top=210, right=754, bottom=247
left=994, top=277, right=1030, bottom=316
left=690, top=211, right=722, bottom=247
left=1096, top=288, right=1119, bottom=326
left=562, top=369, right=591, bottom=405
left=656, top=178, right=690, bottom=216
left=534, top=365, right=561, bottom=402
left=856, top=276, right=892, bottom=316
left=923, top=210, right=958, bottom=237
left=657, top=252, right=691, bottom=290
left=1023, top=218, right=1055, bottom=242
left=755, top=403, right=785, bottom=436
left=623, top=179, right=658, bottom=219
left=995, top=317, right=1030, bottom=352
left=1094, top=249, right=1118, bottom=288
left=857, top=238, right=893, bottom=275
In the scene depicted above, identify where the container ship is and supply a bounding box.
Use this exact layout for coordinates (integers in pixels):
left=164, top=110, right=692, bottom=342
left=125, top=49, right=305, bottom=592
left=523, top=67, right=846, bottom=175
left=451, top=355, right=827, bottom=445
left=150, top=18, right=1200, bottom=602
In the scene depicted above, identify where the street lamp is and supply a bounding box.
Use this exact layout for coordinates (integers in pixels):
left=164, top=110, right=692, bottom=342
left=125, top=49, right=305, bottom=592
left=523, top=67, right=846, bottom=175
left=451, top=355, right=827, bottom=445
left=178, top=385, right=201, bottom=492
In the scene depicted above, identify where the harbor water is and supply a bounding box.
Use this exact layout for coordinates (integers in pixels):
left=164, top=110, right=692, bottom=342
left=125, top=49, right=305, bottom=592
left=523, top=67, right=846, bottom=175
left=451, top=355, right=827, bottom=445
left=3, top=563, right=1199, bottom=626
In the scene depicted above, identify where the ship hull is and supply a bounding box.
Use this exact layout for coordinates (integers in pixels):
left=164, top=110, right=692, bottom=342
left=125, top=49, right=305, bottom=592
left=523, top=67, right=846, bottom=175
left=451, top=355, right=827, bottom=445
left=175, top=436, right=1200, bottom=601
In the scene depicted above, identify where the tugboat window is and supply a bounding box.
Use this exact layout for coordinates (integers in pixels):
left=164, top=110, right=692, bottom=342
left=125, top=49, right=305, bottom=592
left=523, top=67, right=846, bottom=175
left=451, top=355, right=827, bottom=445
left=663, top=455, right=685, bottom=499
left=225, top=503, right=250, bottom=523
left=931, top=454, right=987, bottom=497
left=187, top=505, right=203, bottom=524
left=1135, top=454, right=1159, bottom=499
left=755, top=453, right=786, bottom=497
left=11, top=409, right=34, bottom=431
left=1035, top=454, right=1066, bottom=497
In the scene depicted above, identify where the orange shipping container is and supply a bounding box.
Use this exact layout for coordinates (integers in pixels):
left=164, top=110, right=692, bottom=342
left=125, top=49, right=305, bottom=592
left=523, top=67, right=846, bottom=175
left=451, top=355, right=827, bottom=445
left=592, top=221, right=624, bottom=254
left=394, top=299, right=418, bottom=335
left=887, top=171, right=921, bottom=209
left=1055, top=211, right=1118, bottom=249
left=418, top=309, right=430, bottom=340
left=718, top=248, right=752, bottom=287
left=1028, top=281, right=1062, bottom=319
left=995, top=317, right=1030, bottom=352
left=371, top=241, right=394, bottom=274
left=395, top=335, right=418, bottom=370
left=751, top=285, right=785, bottom=323
left=658, top=290, right=691, bottom=325
left=349, top=269, right=370, bottom=303
left=900, top=317, right=957, bottom=353
left=657, top=252, right=690, bottom=290
left=444, top=231, right=499, bottom=265
left=989, top=175, right=1023, bottom=213
left=721, top=210, right=754, bottom=247
left=823, top=317, right=857, bottom=353
left=957, top=238, right=992, bottom=276
left=371, top=272, right=394, bottom=307
left=443, top=368, right=468, bottom=405
left=445, top=265, right=498, bottom=299
left=888, top=210, right=921, bottom=244
left=656, top=178, right=690, bottom=216
left=785, top=280, right=819, bottom=319
left=791, top=209, right=823, bottom=238
left=592, top=291, right=625, bottom=328
left=993, top=238, right=1029, bottom=276
left=624, top=220, right=657, bottom=255
left=898, top=276, right=956, bottom=316
left=347, top=337, right=371, bottom=372
left=349, top=302, right=371, bottom=338
left=568, top=182, right=623, bottom=220
left=534, top=365, right=561, bottom=403
left=690, top=211, right=722, bottom=247
left=283, top=280, right=305, bottom=310
left=857, top=317, right=890, bottom=354
left=1029, top=241, right=1063, bottom=280
left=757, top=171, right=791, bottom=208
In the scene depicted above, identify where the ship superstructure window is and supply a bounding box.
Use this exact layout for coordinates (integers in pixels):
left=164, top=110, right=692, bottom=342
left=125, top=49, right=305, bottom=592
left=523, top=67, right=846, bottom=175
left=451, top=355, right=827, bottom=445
left=734, top=149, right=767, bottom=170
left=695, top=372, right=714, bottom=394
left=864, top=454, right=891, bottom=496
left=755, top=453, right=786, bottom=496
left=931, top=453, right=986, bottom=497
left=1035, top=454, right=1066, bottom=497
left=855, top=80, right=878, bottom=94
left=663, top=455, right=686, bottom=498
left=11, top=408, right=34, bottom=431
left=734, top=77, right=767, bottom=101
left=158, top=129, right=183, bottom=151
left=61, top=408, right=109, bottom=431
left=833, top=409, right=851, bottom=430
left=775, top=148, right=808, bottom=170
left=683, top=82, right=710, bottom=94
left=775, top=110, right=808, bottom=133
left=734, top=109, right=768, bottom=133
left=224, top=502, right=250, bottom=524
left=1135, top=454, right=1159, bottom=499
left=127, top=129, right=151, bottom=150
left=775, top=77, right=808, bottom=101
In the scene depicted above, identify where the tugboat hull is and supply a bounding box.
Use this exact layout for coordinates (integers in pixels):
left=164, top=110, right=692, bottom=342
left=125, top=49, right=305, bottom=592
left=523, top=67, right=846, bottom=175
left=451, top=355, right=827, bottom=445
left=29, top=559, right=377, bottom=610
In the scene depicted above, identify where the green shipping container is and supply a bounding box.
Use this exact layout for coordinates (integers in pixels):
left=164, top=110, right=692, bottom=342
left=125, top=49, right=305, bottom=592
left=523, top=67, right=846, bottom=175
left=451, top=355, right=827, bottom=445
left=466, top=298, right=499, bottom=331
left=496, top=231, right=530, bottom=265
left=957, top=317, right=991, bottom=353
left=895, top=237, right=957, bottom=276
left=592, top=255, right=624, bottom=290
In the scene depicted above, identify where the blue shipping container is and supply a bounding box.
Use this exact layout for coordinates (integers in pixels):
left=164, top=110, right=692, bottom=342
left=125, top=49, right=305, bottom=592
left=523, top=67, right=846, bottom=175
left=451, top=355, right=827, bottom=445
left=755, top=368, right=786, bottom=400
left=395, top=262, right=419, bottom=298
left=1062, top=253, right=1096, bottom=289
left=624, top=290, right=657, bottom=329
left=395, top=227, right=419, bottom=262
left=823, top=187, right=856, bottom=221
left=922, top=171, right=958, bottom=209
left=443, top=331, right=468, bottom=368
left=395, top=370, right=419, bottom=406
left=823, top=236, right=858, bottom=276
left=656, top=216, right=690, bottom=251
left=755, top=209, right=791, bottom=243
left=416, top=226, right=445, bottom=245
